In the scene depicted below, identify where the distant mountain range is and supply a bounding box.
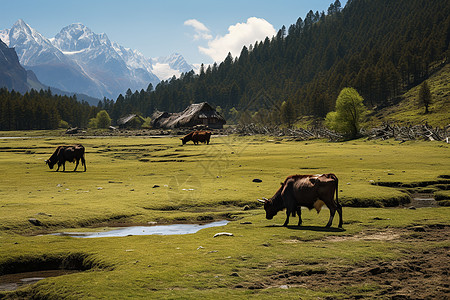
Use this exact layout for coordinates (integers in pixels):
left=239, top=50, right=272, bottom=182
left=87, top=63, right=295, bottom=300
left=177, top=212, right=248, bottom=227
left=0, top=35, right=111, bottom=106
left=0, top=20, right=195, bottom=100
left=0, top=37, right=32, bottom=93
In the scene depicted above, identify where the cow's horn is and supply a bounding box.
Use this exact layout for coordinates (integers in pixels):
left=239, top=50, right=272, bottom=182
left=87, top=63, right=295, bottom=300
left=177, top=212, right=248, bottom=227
left=262, top=197, right=268, bottom=200
left=257, top=199, right=265, bottom=203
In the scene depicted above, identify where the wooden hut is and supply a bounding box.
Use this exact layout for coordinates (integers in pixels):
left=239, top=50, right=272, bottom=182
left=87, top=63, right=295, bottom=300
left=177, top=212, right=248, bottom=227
left=117, top=114, right=145, bottom=129
left=152, top=102, right=226, bottom=129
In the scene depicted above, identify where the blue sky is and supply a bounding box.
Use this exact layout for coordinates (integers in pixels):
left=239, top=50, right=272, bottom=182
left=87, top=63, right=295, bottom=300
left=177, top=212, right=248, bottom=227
left=1, top=0, right=347, bottom=65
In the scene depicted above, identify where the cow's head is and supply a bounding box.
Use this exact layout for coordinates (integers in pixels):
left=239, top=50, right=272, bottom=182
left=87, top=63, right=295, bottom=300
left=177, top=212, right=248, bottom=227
left=258, top=198, right=278, bottom=219
left=181, top=134, right=192, bottom=145
left=45, top=159, right=55, bottom=169
left=258, top=182, right=285, bottom=219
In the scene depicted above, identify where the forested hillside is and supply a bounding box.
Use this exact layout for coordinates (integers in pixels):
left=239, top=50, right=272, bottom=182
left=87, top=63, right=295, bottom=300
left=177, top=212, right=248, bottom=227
left=0, top=88, right=97, bottom=130
left=1, top=0, right=448, bottom=130
left=100, top=0, right=449, bottom=123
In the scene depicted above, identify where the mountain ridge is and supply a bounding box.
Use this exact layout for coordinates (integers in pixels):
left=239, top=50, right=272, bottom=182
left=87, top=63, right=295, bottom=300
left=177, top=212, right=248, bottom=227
left=0, top=20, right=195, bottom=99
left=0, top=37, right=29, bottom=93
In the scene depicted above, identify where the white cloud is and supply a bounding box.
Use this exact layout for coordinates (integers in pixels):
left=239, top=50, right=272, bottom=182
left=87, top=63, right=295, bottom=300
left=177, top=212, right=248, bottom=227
left=152, top=63, right=181, bottom=80
left=184, top=19, right=209, bottom=32
left=198, top=17, right=276, bottom=62
left=184, top=19, right=212, bottom=40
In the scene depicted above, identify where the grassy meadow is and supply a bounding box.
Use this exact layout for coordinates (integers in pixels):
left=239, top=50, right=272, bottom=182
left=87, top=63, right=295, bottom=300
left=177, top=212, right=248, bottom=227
left=0, top=133, right=449, bottom=299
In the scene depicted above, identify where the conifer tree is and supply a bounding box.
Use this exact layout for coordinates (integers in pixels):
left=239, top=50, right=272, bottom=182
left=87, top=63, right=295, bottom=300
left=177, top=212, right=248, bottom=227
left=280, top=100, right=296, bottom=127
left=418, top=80, right=432, bottom=114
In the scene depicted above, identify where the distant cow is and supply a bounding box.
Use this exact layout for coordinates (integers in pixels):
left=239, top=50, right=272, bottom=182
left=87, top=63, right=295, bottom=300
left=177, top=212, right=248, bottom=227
left=45, top=144, right=86, bottom=172
left=181, top=131, right=195, bottom=145
left=258, top=174, right=343, bottom=228
left=181, top=131, right=211, bottom=145
left=192, top=131, right=211, bottom=145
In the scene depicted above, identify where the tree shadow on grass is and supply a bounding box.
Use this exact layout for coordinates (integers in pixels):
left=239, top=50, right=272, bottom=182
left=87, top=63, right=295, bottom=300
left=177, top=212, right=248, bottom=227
left=265, top=224, right=345, bottom=232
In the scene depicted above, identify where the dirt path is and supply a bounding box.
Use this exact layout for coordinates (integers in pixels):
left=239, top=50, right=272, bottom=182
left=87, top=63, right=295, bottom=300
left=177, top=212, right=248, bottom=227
left=241, top=225, right=450, bottom=299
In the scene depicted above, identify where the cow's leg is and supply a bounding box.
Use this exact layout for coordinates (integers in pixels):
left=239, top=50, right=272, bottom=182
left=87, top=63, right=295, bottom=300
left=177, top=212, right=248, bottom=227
left=281, top=180, right=296, bottom=227
left=337, top=203, right=343, bottom=228
left=283, top=209, right=291, bottom=227
left=326, top=206, right=336, bottom=227
left=81, top=156, right=86, bottom=172
left=296, top=207, right=302, bottom=226
left=74, top=158, right=79, bottom=171
left=56, top=163, right=60, bottom=172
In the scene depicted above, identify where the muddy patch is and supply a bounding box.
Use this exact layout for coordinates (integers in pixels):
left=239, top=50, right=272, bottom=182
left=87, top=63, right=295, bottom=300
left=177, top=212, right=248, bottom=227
left=282, top=226, right=401, bottom=244
left=372, top=177, right=450, bottom=208
left=324, top=229, right=402, bottom=242
left=0, top=252, right=109, bottom=292
left=0, top=270, right=79, bottom=291
left=409, top=192, right=438, bottom=207
left=240, top=225, right=450, bottom=299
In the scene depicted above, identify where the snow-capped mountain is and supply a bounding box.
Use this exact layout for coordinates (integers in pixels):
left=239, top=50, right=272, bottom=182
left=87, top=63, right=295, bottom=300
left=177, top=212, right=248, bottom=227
left=52, top=23, right=110, bottom=52
left=50, top=23, right=160, bottom=98
left=151, top=53, right=196, bottom=80
left=1, top=19, right=61, bottom=66
left=1, top=20, right=103, bottom=97
left=1, top=20, right=195, bottom=99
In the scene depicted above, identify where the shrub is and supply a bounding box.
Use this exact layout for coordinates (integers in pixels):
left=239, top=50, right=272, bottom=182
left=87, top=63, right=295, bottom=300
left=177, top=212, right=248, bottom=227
left=59, top=120, right=69, bottom=129
left=88, top=110, right=111, bottom=129
left=96, top=110, right=111, bottom=129
left=325, top=87, right=367, bottom=139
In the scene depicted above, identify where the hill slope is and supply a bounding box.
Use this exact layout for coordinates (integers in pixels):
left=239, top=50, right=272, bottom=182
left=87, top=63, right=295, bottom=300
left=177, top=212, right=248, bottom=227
left=373, top=63, right=450, bottom=127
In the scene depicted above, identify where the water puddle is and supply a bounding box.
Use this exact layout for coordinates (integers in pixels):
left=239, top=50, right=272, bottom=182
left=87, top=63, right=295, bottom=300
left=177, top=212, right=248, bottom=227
left=410, top=193, right=437, bottom=207
left=52, top=220, right=229, bottom=238
left=0, top=270, right=79, bottom=291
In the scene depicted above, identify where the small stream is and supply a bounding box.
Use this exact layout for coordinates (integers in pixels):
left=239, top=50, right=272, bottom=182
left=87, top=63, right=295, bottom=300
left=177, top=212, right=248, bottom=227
left=0, top=220, right=229, bottom=291
left=51, top=220, right=229, bottom=238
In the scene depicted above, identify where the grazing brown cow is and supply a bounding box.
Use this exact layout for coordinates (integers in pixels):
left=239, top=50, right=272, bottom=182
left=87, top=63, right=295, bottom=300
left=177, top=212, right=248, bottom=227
left=45, top=144, right=86, bottom=172
left=192, top=131, right=211, bottom=145
left=258, top=174, right=343, bottom=228
left=181, top=131, right=211, bottom=145
left=181, top=131, right=195, bottom=145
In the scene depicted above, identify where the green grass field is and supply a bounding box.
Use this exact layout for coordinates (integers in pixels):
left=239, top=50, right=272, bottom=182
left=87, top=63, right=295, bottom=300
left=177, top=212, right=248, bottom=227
left=0, top=134, right=449, bottom=299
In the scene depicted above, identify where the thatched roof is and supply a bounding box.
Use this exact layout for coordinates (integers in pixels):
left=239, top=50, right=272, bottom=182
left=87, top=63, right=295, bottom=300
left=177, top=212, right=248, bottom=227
left=152, top=102, right=226, bottom=129
left=117, top=114, right=144, bottom=125
left=117, top=114, right=145, bottom=129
